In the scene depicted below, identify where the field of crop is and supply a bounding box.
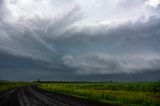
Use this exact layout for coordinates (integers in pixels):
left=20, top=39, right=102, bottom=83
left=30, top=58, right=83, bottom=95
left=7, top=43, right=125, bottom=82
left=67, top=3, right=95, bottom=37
left=38, top=82, right=160, bottom=106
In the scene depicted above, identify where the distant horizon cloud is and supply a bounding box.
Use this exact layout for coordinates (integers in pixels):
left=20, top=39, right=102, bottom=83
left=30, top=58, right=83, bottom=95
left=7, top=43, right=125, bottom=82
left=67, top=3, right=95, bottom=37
left=0, top=0, right=160, bottom=81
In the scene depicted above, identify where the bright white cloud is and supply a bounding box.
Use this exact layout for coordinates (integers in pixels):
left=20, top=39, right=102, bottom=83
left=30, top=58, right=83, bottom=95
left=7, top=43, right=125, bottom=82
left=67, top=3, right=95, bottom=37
left=4, top=0, right=76, bottom=22
left=2, top=0, right=156, bottom=26
left=145, top=0, right=160, bottom=7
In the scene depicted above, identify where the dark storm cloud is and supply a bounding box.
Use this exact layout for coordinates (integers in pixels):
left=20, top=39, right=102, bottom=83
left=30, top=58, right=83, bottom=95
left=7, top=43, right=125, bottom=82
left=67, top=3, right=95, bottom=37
left=0, top=4, right=82, bottom=71
left=0, top=0, right=160, bottom=80
left=57, top=15, right=160, bottom=75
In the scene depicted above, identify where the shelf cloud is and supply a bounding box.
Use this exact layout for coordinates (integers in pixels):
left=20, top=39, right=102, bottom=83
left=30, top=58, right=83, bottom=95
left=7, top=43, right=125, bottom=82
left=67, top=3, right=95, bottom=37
left=0, top=0, right=160, bottom=81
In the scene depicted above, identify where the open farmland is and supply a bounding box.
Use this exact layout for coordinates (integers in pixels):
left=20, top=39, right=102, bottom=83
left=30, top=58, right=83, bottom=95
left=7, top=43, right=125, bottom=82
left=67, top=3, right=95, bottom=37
left=0, top=81, right=30, bottom=91
left=38, top=82, right=160, bottom=106
left=0, top=81, right=111, bottom=106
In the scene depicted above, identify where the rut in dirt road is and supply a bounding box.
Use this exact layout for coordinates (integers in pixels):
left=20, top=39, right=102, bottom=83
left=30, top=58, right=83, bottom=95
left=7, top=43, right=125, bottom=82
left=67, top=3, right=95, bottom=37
left=0, top=86, right=115, bottom=106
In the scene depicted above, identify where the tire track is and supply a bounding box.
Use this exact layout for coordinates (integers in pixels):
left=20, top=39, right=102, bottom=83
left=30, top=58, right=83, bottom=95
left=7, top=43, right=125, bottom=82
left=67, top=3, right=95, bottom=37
left=0, top=86, right=115, bottom=106
left=0, top=88, right=19, bottom=106
left=21, top=86, right=47, bottom=106
left=28, top=86, right=69, bottom=106
left=18, top=87, right=30, bottom=106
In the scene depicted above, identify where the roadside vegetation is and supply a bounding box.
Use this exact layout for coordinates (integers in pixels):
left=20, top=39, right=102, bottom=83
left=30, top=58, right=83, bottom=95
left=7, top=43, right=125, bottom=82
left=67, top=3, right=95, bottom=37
left=38, top=82, right=160, bottom=106
left=0, top=80, right=30, bottom=91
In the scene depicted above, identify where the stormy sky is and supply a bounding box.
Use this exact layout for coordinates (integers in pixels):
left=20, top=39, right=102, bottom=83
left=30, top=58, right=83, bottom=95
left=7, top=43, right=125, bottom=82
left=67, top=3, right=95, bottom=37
left=0, top=0, right=160, bottom=81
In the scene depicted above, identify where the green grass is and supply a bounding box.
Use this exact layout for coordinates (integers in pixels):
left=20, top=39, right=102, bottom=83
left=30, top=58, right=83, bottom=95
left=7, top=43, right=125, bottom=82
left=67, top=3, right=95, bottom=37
left=38, top=82, right=160, bottom=106
left=0, top=81, right=30, bottom=91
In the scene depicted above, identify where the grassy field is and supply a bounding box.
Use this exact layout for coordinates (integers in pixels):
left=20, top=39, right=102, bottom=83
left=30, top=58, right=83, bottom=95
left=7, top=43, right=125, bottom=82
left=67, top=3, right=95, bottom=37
left=0, top=81, right=30, bottom=91
left=38, top=82, right=160, bottom=106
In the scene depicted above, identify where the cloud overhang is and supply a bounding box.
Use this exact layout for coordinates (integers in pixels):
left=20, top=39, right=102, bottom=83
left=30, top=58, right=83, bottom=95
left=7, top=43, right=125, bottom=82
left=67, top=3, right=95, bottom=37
left=0, top=0, right=160, bottom=81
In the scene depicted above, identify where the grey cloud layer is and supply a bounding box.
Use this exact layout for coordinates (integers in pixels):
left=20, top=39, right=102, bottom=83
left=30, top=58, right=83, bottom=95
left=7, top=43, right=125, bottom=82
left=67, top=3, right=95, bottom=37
left=62, top=53, right=160, bottom=75
left=0, top=0, right=160, bottom=80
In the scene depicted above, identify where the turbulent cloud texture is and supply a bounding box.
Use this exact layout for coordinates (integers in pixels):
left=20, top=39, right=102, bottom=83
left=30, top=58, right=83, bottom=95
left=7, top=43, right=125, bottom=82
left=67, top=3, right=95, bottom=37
left=0, top=0, right=160, bottom=81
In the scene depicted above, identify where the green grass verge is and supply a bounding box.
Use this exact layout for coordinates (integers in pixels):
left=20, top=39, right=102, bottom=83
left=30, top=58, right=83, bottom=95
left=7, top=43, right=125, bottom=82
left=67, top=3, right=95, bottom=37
left=38, top=82, right=160, bottom=106
left=0, top=81, right=30, bottom=91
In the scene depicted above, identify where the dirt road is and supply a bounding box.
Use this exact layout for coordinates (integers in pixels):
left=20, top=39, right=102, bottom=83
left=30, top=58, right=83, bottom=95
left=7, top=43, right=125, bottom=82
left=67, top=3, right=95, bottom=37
left=0, top=86, right=115, bottom=106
